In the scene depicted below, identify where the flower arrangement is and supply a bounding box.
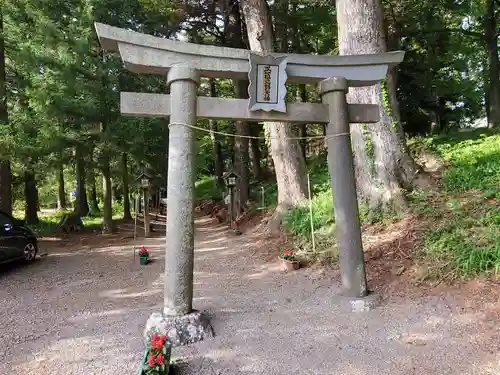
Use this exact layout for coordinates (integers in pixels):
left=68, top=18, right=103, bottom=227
left=141, top=333, right=171, bottom=375
left=279, top=249, right=300, bottom=271
left=139, top=247, right=149, bottom=258
left=279, top=249, right=297, bottom=262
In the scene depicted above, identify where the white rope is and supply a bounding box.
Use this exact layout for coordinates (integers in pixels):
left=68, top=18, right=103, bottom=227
left=167, top=122, right=350, bottom=140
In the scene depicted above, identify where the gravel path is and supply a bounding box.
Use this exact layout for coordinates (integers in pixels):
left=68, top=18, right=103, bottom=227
left=1, top=216, right=499, bottom=374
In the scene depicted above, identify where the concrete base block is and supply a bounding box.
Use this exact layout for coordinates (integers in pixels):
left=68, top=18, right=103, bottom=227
left=338, top=292, right=382, bottom=313
left=144, top=310, right=213, bottom=347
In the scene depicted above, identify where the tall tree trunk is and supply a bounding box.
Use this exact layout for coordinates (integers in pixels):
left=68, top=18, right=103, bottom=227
left=89, top=174, right=100, bottom=214
left=121, top=152, right=132, bottom=220
left=290, top=15, right=308, bottom=161
left=336, top=0, right=430, bottom=212
left=234, top=80, right=251, bottom=210
left=112, top=179, right=121, bottom=203
left=24, top=170, right=38, bottom=225
left=101, top=153, right=115, bottom=234
left=0, top=12, right=11, bottom=215
left=87, top=147, right=100, bottom=214
left=228, top=0, right=251, bottom=209
left=74, top=143, right=89, bottom=216
left=209, top=79, right=225, bottom=189
left=57, top=164, right=67, bottom=210
left=248, top=124, right=264, bottom=181
left=0, top=162, right=11, bottom=215
left=241, top=0, right=308, bottom=224
left=297, top=85, right=308, bottom=160
left=485, top=0, right=500, bottom=129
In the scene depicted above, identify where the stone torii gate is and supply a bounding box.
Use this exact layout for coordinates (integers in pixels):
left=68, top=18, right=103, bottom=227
left=95, top=23, right=404, bottom=345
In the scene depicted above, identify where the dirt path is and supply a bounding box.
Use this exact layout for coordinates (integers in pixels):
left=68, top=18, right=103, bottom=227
left=1, top=216, right=499, bottom=374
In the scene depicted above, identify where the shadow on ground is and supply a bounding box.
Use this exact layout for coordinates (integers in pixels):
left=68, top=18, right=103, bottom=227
left=0, top=216, right=499, bottom=375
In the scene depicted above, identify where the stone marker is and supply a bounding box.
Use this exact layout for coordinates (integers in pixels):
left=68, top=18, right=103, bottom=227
left=94, top=22, right=405, bottom=345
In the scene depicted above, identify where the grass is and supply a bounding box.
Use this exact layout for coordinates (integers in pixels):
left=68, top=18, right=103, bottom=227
left=409, top=130, right=500, bottom=194
left=280, top=129, right=500, bottom=278
left=412, top=131, right=500, bottom=278
left=14, top=202, right=126, bottom=237
left=195, top=177, right=222, bottom=201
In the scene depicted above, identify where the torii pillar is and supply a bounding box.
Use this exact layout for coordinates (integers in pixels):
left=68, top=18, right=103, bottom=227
left=163, top=67, right=199, bottom=316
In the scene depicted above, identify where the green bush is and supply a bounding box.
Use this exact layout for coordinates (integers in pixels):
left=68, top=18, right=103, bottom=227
left=195, top=177, right=222, bottom=201
left=282, top=191, right=333, bottom=237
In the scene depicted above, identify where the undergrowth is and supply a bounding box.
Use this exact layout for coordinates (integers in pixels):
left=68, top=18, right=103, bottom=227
left=15, top=203, right=125, bottom=237
left=412, top=130, right=500, bottom=278
left=283, top=129, right=500, bottom=278
left=195, top=177, right=222, bottom=201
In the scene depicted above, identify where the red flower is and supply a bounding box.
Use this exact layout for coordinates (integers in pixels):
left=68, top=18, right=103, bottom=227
left=151, top=340, right=163, bottom=350
left=155, top=353, right=165, bottom=365
left=148, top=355, right=156, bottom=368
left=151, top=333, right=168, bottom=349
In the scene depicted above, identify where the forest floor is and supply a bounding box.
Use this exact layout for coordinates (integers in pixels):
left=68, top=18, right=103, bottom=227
left=1, top=214, right=500, bottom=375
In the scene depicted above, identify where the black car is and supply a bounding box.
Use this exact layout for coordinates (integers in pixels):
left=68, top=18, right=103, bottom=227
left=0, top=210, right=38, bottom=265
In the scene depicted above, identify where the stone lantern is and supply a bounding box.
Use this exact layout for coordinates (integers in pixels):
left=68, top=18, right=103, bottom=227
left=223, top=171, right=239, bottom=230
left=135, top=169, right=154, bottom=237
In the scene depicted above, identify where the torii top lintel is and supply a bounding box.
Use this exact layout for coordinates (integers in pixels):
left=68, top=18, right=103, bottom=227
left=95, top=22, right=404, bottom=87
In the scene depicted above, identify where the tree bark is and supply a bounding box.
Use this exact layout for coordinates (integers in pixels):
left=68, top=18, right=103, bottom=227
left=290, top=17, right=308, bottom=161
left=234, top=80, right=251, bottom=210
left=209, top=79, right=225, bottom=189
left=297, top=84, right=308, bottom=160
left=57, top=164, right=67, bottom=210
left=249, top=124, right=264, bottom=181
left=89, top=171, right=100, bottom=214
left=87, top=147, right=99, bottom=214
left=74, top=143, right=89, bottom=216
left=121, top=152, right=132, bottom=220
left=0, top=13, right=11, bottom=215
left=485, top=0, right=500, bottom=128
left=101, top=154, right=115, bottom=234
left=24, top=170, right=38, bottom=225
left=0, top=162, right=11, bottom=215
left=336, top=0, right=430, bottom=212
left=240, top=0, right=308, bottom=223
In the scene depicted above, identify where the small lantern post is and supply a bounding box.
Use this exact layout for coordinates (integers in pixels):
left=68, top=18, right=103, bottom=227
left=223, top=171, right=239, bottom=230
left=135, top=170, right=154, bottom=238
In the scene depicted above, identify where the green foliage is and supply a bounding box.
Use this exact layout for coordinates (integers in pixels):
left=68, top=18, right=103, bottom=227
left=195, top=177, right=222, bottom=201
left=410, top=131, right=500, bottom=193
left=282, top=130, right=500, bottom=277
left=423, top=197, right=500, bottom=277
left=23, top=203, right=126, bottom=236
left=411, top=131, right=500, bottom=278
left=282, top=190, right=333, bottom=237
left=282, top=158, right=333, bottom=237
left=439, top=135, right=500, bottom=193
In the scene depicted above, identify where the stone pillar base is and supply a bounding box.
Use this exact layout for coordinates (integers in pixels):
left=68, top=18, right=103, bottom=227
left=144, top=311, right=213, bottom=347
left=337, top=292, right=382, bottom=313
